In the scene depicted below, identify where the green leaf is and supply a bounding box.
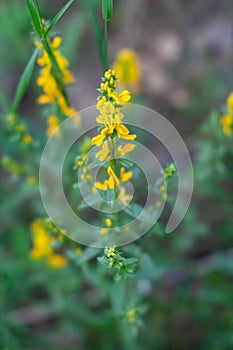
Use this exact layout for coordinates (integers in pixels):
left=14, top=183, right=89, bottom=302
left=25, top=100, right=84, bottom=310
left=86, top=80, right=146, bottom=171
left=87, top=0, right=105, bottom=71
left=25, top=0, right=43, bottom=37
left=44, top=0, right=75, bottom=37
left=11, top=46, right=39, bottom=113
left=124, top=202, right=153, bottom=224
left=78, top=193, right=102, bottom=210
left=12, top=0, right=74, bottom=113
left=75, top=247, right=100, bottom=264
left=0, top=83, right=9, bottom=113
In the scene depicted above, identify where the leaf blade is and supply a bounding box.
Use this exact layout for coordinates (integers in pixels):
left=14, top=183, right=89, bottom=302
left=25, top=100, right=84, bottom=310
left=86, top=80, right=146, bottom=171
left=11, top=46, right=39, bottom=113
left=25, top=0, right=43, bottom=37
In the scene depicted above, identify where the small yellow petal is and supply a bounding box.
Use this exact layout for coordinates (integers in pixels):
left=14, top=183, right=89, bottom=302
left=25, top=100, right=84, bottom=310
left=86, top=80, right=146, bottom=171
left=95, top=180, right=108, bottom=191
left=105, top=218, right=112, bottom=227
left=100, top=228, right=109, bottom=235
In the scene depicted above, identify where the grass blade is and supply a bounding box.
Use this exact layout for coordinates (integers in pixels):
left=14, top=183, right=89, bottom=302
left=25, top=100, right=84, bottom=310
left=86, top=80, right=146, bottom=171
left=25, top=0, right=42, bottom=37
left=12, top=0, right=76, bottom=113
left=0, top=83, right=10, bottom=113
left=45, top=0, right=75, bottom=36
left=12, top=46, right=39, bottom=113
left=87, top=0, right=105, bottom=72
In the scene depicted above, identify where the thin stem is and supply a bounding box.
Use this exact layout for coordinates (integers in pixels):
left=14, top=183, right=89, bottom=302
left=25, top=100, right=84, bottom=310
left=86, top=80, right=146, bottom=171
left=87, top=0, right=105, bottom=73
left=103, top=19, right=109, bottom=71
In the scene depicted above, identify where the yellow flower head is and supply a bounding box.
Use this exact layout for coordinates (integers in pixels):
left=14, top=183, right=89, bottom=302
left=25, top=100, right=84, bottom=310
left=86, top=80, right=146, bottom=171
left=23, top=134, right=32, bottom=144
left=30, top=218, right=67, bottom=268
left=117, top=143, right=136, bottom=156
left=36, top=35, right=76, bottom=118
left=126, top=308, right=137, bottom=323
left=220, top=92, right=233, bottom=137
left=94, top=166, right=132, bottom=193
left=96, top=140, right=111, bottom=161
left=113, top=48, right=142, bottom=92
left=227, top=92, right=233, bottom=114
left=221, top=114, right=233, bottom=137
left=46, top=115, right=61, bottom=138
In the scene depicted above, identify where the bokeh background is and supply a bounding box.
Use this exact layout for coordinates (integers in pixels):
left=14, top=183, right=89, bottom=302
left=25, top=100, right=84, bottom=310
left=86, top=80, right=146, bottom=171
left=0, top=0, right=232, bottom=349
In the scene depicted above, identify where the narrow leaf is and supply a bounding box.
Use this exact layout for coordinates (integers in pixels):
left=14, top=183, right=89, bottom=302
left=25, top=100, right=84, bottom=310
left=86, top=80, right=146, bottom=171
left=0, top=83, right=9, bottom=113
left=25, top=0, right=42, bottom=37
left=44, top=0, right=75, bottom=36
left=12, top=46, right=39, bottom=113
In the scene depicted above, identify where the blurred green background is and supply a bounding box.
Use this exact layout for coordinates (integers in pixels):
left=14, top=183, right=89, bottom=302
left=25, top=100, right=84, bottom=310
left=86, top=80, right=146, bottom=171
left=0, top=0, right=232, bottom=349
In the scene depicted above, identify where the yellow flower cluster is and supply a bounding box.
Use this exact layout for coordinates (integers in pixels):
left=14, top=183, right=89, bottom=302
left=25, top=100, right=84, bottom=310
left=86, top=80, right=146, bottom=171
left=2, top=156, right=24, bottom=176
left=30, top=219, right=67, bottom=268
left=126, top=308, right=137, bottom=323
left=35, top=31, right=80, bottom=137
left=36, top=36, right=76, bottom=116
left=156, top=184, right=167, bottom=208
left=7, top=113, right=33, bottom=145
left=100, top=218, right=113, bottom=235
left=104, top=247, right=123, bottom=268
left=113, top=48, right=142, bottom=92
left=221, top=92, right=233, bottom=137
left=95, top=165, right=132, bottom=191
left=92, top=69, right=136, bottom=154
left=90, top=70, right=136, bottom=211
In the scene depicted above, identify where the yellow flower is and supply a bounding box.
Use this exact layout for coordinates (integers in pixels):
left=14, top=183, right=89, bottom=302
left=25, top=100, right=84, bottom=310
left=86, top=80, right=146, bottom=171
left=117, top=143, right=136, bottom=156
left=92, top=128, right=108, bottom=146
left=116, top=123, right=136, bottom=140
left=92, top=70, right=136, bottom=148
left=2, top=157, right=24, bottom=175
left=95, top=180, right=109, bottom=191
left=105, top=218, right=112, bottom=227
left=7, top=113, right=16, bottom=126
left=221, top=114, right=233, bottom=136
left=26, top=176, right=37, bottom=185
left=220, top=92, right=233, bottom=137
left=76, top=247, right=83, bottom=255
left=22, top=134, right=32, bottom=144
left=120, top=167, right=133, bottom=182
left=30, top=218, right=67, bottom=268
left=95, top=166, right=132, bottom=192
left=107, top=166, right=120, bottom=189
left=46, top=115, right=61, bottom=138
left=100, top=228, right=109, bottom=235
left=118, top=187, right=132, bottom=206
left=105, top=247, right=116, bottom=258
left=126, top=308, right=137, bottom=323
left=96, top=140, right=111, bottom=161
left=113, top=48, right=142, bottom=92
left=227, top=92, right=233, bottom=114
left=108, top=90, right=131, bottom=103
left=48, top=254, right=67, bottom=268
left=36, top=35, right=76, bottom=118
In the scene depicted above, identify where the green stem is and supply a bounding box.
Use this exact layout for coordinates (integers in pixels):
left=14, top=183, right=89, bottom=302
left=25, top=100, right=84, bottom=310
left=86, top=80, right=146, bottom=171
left=87, top=0, right=106, bottom=73
left=103, top=19, right=109, bottom=71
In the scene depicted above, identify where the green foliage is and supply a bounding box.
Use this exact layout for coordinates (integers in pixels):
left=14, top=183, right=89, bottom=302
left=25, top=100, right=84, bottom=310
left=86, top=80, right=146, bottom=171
left=0, top=1, right=232, bottom=350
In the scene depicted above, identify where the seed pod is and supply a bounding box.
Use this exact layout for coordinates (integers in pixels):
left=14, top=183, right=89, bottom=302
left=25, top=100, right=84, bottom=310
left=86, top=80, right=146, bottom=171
left=102, top=0, right=113, bottom=20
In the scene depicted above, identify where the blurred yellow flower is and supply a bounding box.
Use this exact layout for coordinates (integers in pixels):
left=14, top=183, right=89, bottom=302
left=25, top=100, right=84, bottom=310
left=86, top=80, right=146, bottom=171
left=227, top=92, right=233, bottom=114
left=221, top=115, right=233, bottom=137
left=117, top=143, right=136, bottom=156
left=126, top=308, right=137, bottom=323
left=113, top=48, right=142, bottom=92
left=46, top=115, right=61, bottom=138
left=96, top=140, right=111, bottom=161
left=220, top=92, right=233, bottom=137
left=36, top=36, right=77, bottom=118
left=22, top=134, right=32, bottom=144
left=30, top=219, right=67, bottom=268
left=95, top=166, right=132, bottom=193
left=26, top=176, right=37, bottom=186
